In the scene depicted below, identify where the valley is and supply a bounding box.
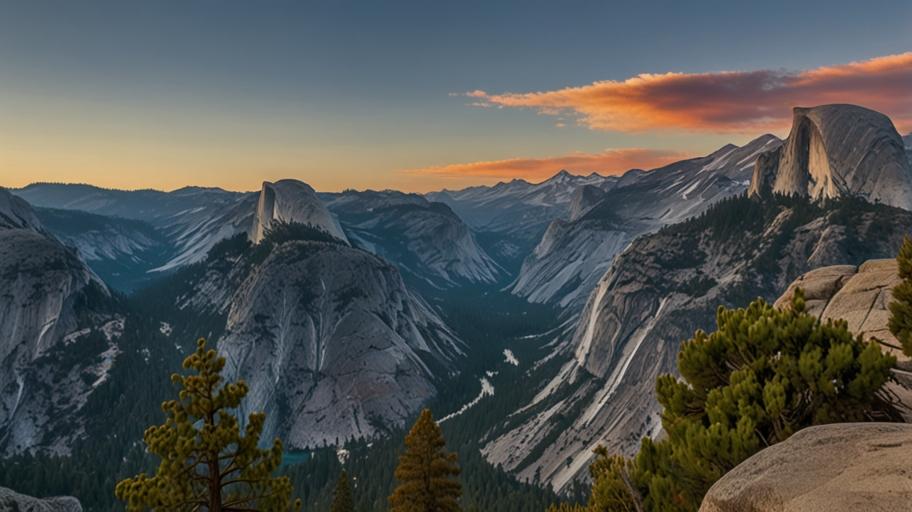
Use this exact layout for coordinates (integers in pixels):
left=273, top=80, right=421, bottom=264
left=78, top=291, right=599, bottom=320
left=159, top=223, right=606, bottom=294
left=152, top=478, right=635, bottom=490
left=1, top=104, right=911, bottom=511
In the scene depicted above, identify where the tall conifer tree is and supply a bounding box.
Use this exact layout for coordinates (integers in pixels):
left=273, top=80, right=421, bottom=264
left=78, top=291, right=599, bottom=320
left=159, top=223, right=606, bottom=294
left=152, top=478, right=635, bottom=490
left=388, top=409, right=462, bottom=512
left=330, top=470, right=353, bottom=512
left=889, top=235, right=912, bottom=355
left=115, top=339, right=301, bottom=512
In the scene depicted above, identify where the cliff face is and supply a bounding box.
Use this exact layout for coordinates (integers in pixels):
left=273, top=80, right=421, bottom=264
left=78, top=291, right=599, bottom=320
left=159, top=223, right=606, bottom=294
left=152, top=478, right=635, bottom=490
left=251, top=180, right=348, bottom=245
left=216, top=241, right=462, bottom=449
left=485, top=194, right=912, bottom=493
left=568, top=185, right=607, bottom=222
left=511, top=134, right=781, bottom=313
left=0, top=190, right=118, bottom=456
left=0, top=190, right=42, bottom=231
left=750, top=105, right=912, bottom=209
left=774, top=260, right=904, bottom=359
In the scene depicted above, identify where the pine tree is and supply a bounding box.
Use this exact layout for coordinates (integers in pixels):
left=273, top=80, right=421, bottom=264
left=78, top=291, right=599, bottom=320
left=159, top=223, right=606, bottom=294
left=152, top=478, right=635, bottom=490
left=330, top=470, right=353, bottom=512
left=889, top=234, right=912, bottom=355
left=115, top=339, right=302, bottom=512
left=388, top=409, right=462, bottom=512
left=570, top=291, right=899, bottom=512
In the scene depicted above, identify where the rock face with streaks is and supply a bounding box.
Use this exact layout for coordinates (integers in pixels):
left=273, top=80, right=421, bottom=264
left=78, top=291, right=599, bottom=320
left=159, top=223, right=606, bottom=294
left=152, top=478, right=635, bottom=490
left=484, top=106, right=912, bottom=493
left=511, top=134, right=781, bottom=313
left=700, top=423, right=912, bottom=512
left=215, top=239, right=462, bottom=449
left=568, top=185, right=607, bottom=222
left=484, top=193, right=912, bottom=493
left=252, top=180, right=348, bottom=244
left=0, top=189, right=119, bottom=456
left=750, top=105, right=912, bottom=209
left=321, top=190, right=503, bottom=287
left=0, top=486, right=83, bottom=512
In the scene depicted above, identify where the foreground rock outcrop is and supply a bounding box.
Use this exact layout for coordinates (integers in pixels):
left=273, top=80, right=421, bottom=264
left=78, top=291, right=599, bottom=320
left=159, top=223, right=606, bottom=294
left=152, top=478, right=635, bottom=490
left=775, top=259, right=905, bottom=360
left=0, top=486, right=82, bottom=512
left=750, top=104, right=912, bottom=209
left=700, top=423, right=912, bottom=512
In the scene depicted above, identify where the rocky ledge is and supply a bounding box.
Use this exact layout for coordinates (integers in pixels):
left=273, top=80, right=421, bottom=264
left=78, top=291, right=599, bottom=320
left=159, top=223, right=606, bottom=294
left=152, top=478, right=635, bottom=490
left=0, top=486, right=82, bottom=512
left=700, top=423, right=912, bottom=512
left=774, top=259, right=905, bottom=360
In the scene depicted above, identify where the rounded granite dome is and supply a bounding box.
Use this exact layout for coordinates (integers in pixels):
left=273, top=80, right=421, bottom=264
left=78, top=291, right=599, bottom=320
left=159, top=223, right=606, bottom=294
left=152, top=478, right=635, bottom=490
left=749, top=104, right=912, bottom=210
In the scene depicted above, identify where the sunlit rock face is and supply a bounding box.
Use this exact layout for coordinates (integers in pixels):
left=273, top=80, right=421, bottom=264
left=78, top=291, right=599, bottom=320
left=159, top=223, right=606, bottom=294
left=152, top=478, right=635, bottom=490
left=0, top=189, right=117, bottom=456
left=775, top=259, right=908, bottom=361
left=750, top=104, right=912, bottom=209
left=700, top=423, right=912, bottom=512
left=218, top=241, right=462, bottom=449
left=251, top=180, right=348, bottom=244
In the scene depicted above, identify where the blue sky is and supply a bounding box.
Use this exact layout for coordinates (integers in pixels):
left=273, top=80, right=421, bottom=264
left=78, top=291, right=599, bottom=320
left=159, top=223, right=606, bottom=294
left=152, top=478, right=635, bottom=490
left=2, top=0, right=910, bottom=192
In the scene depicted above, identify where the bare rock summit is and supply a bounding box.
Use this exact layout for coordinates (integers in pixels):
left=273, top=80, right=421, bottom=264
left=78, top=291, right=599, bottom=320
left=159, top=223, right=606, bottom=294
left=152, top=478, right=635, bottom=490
left=749, top=104, right=912, bottom=209
left=251, top=180, right=348, bottom=244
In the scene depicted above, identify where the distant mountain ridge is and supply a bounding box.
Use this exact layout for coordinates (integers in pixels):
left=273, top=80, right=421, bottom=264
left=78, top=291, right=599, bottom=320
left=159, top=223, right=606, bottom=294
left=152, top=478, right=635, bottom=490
left=13, top=183, right=258, bottom=278
left=510, top=134, right=782, bottom=313
left=426, top=171, right=618, bottom=239
left=321, top=189, right=503, bottom=287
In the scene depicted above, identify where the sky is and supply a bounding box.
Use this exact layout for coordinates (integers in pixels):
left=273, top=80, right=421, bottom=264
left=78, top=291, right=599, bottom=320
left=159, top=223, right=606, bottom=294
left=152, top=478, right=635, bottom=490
left=1, top=0, right=911, bottom=193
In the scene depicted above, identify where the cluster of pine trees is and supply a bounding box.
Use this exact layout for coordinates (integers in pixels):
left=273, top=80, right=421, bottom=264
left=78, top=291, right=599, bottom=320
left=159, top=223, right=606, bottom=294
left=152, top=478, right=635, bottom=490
left=111, top=340, right=467, bottom=512
left=6, top=205, right=912, bottom=512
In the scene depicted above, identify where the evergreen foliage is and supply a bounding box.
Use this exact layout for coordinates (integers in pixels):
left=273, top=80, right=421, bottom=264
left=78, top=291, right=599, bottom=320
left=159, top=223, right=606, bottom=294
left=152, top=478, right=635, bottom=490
left=388, top=409, right=462, bottom=512
left=0, top=241, right=564, bottom=512
left=115, top=339, right=301, bottom=512
left=330, top=471, right=353, bottom=512
left=889, top=234, right=912, bottom=356
left=252, top=220, right=346, bottom=264
left=565, top=291, right=900, bottom=512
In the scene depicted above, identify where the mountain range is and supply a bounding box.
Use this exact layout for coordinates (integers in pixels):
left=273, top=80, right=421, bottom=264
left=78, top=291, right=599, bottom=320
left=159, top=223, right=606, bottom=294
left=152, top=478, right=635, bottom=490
left=3, top=104, right=912, bottom=504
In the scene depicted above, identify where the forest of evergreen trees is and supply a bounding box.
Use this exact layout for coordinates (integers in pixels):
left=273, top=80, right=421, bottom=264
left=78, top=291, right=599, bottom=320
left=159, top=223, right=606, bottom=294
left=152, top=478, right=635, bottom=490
left=0, top=233, right=580, bottom=511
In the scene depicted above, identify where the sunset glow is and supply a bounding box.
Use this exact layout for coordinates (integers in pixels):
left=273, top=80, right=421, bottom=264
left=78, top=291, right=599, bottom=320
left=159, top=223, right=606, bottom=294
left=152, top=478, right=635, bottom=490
left=467, top=53, right=912, bottom=135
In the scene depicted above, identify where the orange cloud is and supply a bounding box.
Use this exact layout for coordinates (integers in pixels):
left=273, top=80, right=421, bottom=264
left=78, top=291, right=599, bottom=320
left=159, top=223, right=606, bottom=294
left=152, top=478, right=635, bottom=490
left=467, top=53, right=912, bottom=134
left=399, top=149, right=693, bottom=181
